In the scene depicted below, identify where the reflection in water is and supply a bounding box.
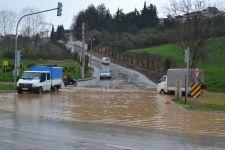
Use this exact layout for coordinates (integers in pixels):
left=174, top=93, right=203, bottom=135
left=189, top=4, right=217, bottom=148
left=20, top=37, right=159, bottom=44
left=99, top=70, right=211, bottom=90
left=0, top=89, right=225, bottom=137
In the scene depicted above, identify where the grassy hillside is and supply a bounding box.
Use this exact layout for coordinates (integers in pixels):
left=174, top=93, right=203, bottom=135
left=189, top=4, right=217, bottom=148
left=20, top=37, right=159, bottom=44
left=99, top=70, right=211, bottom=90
left=129, top=44, right=184, bottom=67
left=128, top=37, right=225, bottom=92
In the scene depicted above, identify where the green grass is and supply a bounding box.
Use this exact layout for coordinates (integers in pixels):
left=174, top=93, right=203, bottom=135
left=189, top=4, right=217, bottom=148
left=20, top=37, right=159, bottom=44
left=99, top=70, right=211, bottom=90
left=0, top=71, right=14, bottom=82
left=128, top=37, right=225, bottom=92
left=129, top=44, right=184, bottom=66
left=0, top=83, right=14, bottom=91
left=174, top=99, right=225, bottom=112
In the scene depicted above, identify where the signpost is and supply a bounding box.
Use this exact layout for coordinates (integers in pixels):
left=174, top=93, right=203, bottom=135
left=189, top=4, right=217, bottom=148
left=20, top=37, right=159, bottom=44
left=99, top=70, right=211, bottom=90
left=190, top=83, right=201, bottom=98
left=3, top=60, right=8, bottom=76
left=190, top=68, right=202, bottom=98
left=184, top=48, right=190, bottom=104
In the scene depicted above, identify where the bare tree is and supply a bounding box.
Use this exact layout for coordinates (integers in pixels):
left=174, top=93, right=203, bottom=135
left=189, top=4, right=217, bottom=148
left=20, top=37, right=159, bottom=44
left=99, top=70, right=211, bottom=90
left=0, top=10, right=17, bottom=35
left=19, top=7, right=45, bottom=36
left=167, top=0, right=223, bottom=67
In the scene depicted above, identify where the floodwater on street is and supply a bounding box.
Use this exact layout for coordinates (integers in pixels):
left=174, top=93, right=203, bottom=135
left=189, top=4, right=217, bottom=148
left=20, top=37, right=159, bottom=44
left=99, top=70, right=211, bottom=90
left=0, top=88, right=225, bottom=137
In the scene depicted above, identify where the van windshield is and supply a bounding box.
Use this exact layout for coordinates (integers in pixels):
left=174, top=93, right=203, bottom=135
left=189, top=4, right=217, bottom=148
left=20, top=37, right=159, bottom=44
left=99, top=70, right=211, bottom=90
left=159, top=76, right=166, bottom=82
left=101, top=69, right=110, bottom=73
left=22, top=72, right=41, bottom=80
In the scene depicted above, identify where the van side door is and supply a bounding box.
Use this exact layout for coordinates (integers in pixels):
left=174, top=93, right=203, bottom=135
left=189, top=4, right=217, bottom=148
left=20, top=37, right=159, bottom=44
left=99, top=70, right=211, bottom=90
left=40, top=73, right=47, bottom=91
left=46, top=73, right=51, bottom=91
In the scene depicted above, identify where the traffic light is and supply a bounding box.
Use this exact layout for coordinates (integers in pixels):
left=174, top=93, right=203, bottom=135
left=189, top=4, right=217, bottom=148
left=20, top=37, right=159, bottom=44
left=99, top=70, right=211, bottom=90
left=57, top=2, right=62, bottom=16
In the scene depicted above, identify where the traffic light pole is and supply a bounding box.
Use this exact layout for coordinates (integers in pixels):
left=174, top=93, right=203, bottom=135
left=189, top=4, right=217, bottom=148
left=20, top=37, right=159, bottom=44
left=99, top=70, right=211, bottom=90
left=89, top=35, right=95, bottom=67
left=14, top=4, right=62, bottom=89
left=81, top=23, right=85, bottom=78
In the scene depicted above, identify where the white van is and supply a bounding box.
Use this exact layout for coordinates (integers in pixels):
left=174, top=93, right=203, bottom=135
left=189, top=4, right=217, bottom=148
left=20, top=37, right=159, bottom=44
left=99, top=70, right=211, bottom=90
left=17, top=66, right=62, bottom=94
left=157, top=69, right=204, bottom=94
left=101, top=57, right=110, bottom=65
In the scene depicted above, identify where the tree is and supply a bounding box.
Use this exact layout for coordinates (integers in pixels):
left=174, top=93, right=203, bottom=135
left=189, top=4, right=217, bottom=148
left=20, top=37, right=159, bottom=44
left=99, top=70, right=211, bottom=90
left=84, top=55, right=89, bottom=72
left=50, top=26, right=55, bottom=42
left=167, top=0, right=222, bottom=67
left=0, top=10, right=17, bottom=35
left=19, top=7, right=45, bottom=36
left=55, top=25, right=65, bottom=41
left=140, top=2, right=158, bottom=28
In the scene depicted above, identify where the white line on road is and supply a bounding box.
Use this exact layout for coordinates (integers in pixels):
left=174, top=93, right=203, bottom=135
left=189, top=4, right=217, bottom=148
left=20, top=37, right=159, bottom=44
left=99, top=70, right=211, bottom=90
left=107, top=144, right=136, bottom=150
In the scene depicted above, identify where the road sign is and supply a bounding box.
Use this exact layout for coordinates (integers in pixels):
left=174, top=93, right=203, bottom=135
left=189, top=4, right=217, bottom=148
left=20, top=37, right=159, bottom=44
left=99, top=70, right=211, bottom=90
left=194, top=68, right=200, bottom=78
left=184, top=49, right=189, bottom=64
left=3, top=60, right=8, bottom=66
left=190, top=83, right=201, bottom=98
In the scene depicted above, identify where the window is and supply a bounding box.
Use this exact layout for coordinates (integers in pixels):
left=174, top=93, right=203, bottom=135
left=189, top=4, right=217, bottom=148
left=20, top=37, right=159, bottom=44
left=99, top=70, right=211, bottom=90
left=159, top=76, right=166, bottom=83
left=47, top=73, right=50, bottom=80
left=40, top=73, right=46, bottom=82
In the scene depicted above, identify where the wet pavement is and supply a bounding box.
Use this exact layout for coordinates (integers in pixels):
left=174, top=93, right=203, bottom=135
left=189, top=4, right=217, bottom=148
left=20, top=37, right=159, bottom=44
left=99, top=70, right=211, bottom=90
left=0, top=90, right=225, bottom=149
left=0, top=56, right=225, bottom=149
left=1, top=113, right=225, bottom=150
left=1, top=89, right=225, bottom=138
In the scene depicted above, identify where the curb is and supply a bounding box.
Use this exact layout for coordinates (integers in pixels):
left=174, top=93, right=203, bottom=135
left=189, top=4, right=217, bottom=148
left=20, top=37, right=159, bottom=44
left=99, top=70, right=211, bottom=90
left=0, top=90, right=16, bottom=93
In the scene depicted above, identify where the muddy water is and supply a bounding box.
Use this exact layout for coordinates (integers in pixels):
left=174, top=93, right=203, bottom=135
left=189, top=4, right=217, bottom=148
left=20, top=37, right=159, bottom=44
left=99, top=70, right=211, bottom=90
left=0, top=89, right=225, bottom=137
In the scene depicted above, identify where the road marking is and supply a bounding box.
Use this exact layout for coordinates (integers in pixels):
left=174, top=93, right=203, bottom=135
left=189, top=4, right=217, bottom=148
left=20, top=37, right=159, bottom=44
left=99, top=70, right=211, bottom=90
left=107, top=144, right=136, bottom=150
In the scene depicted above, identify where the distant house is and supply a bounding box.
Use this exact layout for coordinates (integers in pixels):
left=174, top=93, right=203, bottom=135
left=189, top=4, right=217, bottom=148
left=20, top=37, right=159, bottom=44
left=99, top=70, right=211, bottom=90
left=202, top=7, right=220, bottom=16
left=175, top=7, right=223, bottom=22
left=64, top=30, right=74, bottom=41
left=159, top=18, right=166, bottom=25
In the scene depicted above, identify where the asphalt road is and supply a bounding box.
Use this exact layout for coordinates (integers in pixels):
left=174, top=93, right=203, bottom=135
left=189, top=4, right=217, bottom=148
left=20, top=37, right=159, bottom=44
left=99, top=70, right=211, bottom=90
left=78, top=56, right=156, bottom=90
left=0, top=113, right=225, bottom=150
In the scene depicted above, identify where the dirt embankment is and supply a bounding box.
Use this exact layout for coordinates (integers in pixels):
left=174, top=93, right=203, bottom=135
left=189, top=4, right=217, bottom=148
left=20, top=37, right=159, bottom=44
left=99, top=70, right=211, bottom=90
left=94, top=48, right=177, bottom=82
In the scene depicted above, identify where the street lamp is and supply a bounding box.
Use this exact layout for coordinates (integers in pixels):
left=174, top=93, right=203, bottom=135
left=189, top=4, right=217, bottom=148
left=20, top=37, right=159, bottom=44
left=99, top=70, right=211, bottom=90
left=88, top=36, right=95, bottom=67
left=14, top=2, right=63, bottom=89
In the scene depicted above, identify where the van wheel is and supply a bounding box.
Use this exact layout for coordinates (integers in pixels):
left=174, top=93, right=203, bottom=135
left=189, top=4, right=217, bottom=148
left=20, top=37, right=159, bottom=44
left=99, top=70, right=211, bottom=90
left=160, top=89, right=165, bottom=94
left=52, top=86, right=56, bottom=92
left=37, top=87, right=43, bottom=94
left=17, top=90, right=23, bottom=94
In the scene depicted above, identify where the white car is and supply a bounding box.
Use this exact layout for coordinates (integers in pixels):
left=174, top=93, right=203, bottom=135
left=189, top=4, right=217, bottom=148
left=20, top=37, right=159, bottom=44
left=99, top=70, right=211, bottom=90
left=101, top=57, right=110, bottom=65
left=100, top=68, right=112, bottom=80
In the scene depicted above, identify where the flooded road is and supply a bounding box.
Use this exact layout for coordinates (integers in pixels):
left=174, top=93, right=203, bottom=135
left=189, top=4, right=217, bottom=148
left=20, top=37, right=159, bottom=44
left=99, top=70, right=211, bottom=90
left=0, top=56, right=225, bottom=149
left=1, top=89, right=225, bottom=137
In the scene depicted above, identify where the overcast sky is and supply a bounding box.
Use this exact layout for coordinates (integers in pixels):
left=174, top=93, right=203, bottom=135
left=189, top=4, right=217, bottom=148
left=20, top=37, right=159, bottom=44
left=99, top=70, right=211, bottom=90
left=1, top=0, right=225, bottom=29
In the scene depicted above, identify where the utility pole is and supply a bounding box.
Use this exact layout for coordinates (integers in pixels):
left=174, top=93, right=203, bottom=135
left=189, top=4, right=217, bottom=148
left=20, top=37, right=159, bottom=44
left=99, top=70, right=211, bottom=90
left=184, top=47, right=190, bottom=103
left=89, top=35, right=95, bottom=67
left=81, top=22, right=85, bottom=78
